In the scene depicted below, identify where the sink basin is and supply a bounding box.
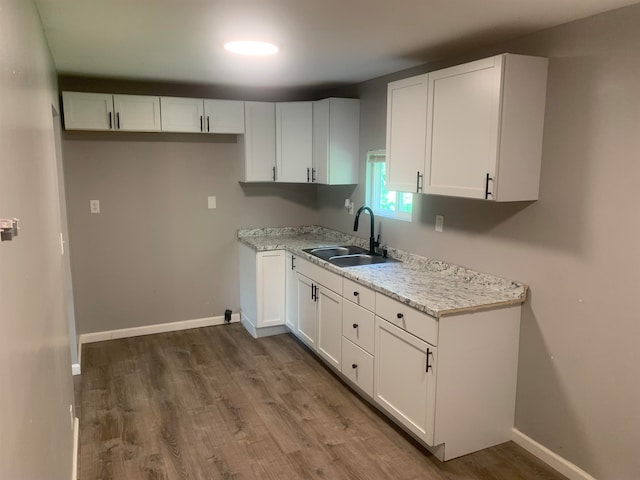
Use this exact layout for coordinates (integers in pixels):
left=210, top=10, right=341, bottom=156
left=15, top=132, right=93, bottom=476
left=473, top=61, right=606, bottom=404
left=302, top=245, right=368, bottom=261
left=302, top=245, right=400, bottom=267
left=328, top=254, right=400, bottom=268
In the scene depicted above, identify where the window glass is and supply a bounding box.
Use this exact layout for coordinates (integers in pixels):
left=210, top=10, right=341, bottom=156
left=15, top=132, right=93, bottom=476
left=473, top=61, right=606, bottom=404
left=366, top=150, right=413, bottom=222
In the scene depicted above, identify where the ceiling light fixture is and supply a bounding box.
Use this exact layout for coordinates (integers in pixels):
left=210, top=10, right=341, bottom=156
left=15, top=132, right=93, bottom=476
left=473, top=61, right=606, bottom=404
left=224, top=41, right=279, bottom=56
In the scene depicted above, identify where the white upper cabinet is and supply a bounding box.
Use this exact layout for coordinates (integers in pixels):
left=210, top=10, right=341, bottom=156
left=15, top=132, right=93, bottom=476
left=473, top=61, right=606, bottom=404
left=386, top=74, right=429, bottom=193
left=425, top=54, right=548, bottom=201
left=160, top=96, right=205, bottom=132
left=204, top=99, right=245, bottom=134
left=113, top=94, right=161, bottom=132
left=62, top=92, right=114, bottom=131
left=63, top=92, right=161, bottom=132
left=240, top=101, right=277, bottom=182
left=313, top=98, right=360, bottom=185
left=386, top=54, right=548, bottom=201
left=276, top=102, right=313, bottom=183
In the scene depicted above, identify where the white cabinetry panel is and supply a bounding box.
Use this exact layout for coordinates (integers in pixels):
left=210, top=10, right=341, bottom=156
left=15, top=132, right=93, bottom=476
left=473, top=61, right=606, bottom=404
left=386, top=74, right=429, bottom=193
left=241, top=102, right=276, bottom=182
left=204, top=99, right=245, bottom=133
left=276, top=102, right=313, bottom=183
left=317, top=286, right=342, bottom=370
left=375, top=316, right=437, bottom=445
left=341, top=337, right=374, bottom=397
left=113, top=94, right=161, bottom=132
left=62, top=92, right=114, bottom=131
left=160, top=96, right=204, bottom=132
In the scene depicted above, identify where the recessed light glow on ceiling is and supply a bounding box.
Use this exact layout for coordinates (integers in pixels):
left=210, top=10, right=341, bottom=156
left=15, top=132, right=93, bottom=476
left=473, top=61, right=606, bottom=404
left=224, top=41, right=279, bottom=56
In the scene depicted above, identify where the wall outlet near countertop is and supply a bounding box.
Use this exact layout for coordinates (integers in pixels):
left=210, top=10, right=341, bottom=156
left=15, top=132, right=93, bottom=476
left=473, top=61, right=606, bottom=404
left=90, top=199, right=100, bottom=214
left=435, top=215, right=444, bottom=232
left=208, top=196, right=216, bottom=209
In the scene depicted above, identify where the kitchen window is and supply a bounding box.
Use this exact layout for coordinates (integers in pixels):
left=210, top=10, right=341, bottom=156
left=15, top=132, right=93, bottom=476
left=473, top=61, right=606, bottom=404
left=366, top=150, right=413, bottom=222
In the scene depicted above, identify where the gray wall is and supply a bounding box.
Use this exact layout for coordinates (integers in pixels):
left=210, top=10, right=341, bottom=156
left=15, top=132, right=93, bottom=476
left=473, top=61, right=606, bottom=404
left=0, top=1, right=76, bottom=479
left=318, top=5, right=640, bottom=480
left=63, top=133, right=319, bottom=334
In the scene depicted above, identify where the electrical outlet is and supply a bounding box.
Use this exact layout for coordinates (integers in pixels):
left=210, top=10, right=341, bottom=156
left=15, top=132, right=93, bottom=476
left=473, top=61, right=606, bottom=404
left=90, top=199, right=100, bottom=214
left=207, top=196, right=216, bottom=209
left=435, top=215, right=444, bottom=232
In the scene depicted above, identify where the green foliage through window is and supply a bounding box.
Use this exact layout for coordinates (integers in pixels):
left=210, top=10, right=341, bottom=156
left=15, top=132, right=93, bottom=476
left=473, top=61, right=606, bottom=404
left=366, top=150, right=412, bottom=222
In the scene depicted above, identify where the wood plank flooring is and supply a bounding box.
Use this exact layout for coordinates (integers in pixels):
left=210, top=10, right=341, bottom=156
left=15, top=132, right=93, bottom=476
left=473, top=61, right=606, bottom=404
left=77, top=324, right=566, bottom=480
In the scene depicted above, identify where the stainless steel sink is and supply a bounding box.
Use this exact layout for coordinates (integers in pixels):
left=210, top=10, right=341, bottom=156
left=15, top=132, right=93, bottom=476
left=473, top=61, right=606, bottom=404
left=302, top=245, right=400, bottom=267
left=303, top=245, right=368, bottom=260
left=328, top=254, right=399, bottom=268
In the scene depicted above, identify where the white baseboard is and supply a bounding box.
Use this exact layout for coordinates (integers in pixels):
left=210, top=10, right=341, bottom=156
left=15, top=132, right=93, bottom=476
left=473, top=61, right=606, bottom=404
left=71, top=363, right=81, bottom=376
left=511, top=428, right=597, bottom=480
left=78, top=313, right=240, bottom=345
left=71, top=416, right=79, bottom=480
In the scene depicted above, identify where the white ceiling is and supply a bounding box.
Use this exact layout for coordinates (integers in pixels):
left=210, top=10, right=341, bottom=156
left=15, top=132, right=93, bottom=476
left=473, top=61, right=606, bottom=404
left=35, top=0, right=638, bottom=88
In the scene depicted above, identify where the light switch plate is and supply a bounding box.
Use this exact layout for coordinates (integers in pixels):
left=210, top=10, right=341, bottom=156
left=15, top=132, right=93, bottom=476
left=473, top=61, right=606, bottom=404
left=208, top=196, right=216, bottom=209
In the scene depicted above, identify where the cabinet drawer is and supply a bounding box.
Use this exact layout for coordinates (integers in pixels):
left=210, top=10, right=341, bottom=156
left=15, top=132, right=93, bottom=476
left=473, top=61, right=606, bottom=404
left=341, top=337, right=374, bottom=398
left=375, top=293, right=438, bottom=345
left=342, top=278, right=375, bottom=312
left=296, top=255, right=342, bottom=293
left=342, top=299, right=375, bottom=354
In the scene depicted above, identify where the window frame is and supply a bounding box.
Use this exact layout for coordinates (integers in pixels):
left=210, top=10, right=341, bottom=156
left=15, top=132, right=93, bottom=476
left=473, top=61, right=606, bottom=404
left=365, top=149, right=413, bottom=222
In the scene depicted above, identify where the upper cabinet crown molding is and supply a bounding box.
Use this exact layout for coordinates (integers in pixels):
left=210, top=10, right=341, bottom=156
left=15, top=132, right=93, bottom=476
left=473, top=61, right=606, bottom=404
left=386, top=53, right=548, bottom=201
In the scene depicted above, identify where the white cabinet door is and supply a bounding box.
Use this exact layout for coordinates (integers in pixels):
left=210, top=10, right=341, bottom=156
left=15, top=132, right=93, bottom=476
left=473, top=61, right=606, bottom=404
left=296, top=273, right=317, bottom=349
left=113, top=94, right=161, bottom=132
left=241, top=102, right=276, bottom=182
left=276, top=102, right=313, bottom=183
left=256, top=251, right=285, bottom=328
left=312, top=98, right=360, bottom=185
left=386, top=74, right=429, bottom=193
left=424, top=57, right=502, bottom=199
left=316, top=286, right=342, bottom=370
left=285, top=252, right=298, bottom=333
left=204, top=99, right=245, bottom=134
left=424, top=54, right=548, bottom=201
left=160, top=96, right=205, bottom=133
left=374, top=316, right=437, bottom=445
left=62, top=92, right=114, bottom=131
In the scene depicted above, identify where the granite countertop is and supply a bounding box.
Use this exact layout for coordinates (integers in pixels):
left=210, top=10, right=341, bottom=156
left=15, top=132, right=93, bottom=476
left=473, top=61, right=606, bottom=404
left=238, top=226, right=527, bottom=319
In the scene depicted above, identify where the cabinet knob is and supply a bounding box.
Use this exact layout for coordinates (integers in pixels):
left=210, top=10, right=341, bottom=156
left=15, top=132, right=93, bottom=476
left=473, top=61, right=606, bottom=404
left=397, top=313, right=404, bottom=319
left=353, top=291, right=359, bottom=297
left=352, top=323, right=358, bottom=329
left=352, top=363, right=358, bottom=369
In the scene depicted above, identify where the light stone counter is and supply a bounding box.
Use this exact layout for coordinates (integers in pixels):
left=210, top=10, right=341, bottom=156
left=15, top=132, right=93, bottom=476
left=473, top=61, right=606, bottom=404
left=238, top=226, right=527, bottom=318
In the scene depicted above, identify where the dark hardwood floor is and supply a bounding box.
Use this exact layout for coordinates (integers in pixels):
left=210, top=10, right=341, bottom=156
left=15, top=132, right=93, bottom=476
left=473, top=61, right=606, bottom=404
left=77, top=324, right=566, bottom=479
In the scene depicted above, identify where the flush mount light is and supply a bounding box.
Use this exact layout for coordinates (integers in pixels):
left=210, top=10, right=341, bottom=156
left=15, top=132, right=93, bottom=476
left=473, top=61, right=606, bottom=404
left=224, top=40, right=279, bottom=56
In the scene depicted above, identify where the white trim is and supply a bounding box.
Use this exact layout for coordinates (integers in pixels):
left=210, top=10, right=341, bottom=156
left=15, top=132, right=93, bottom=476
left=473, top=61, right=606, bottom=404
left=71, top=363, right=81, bottom=376
left=71, top=417, right=79, bottom=480
left=78, top=313, right=240, bottom=345
left=511, top=428, right=597, bottom=480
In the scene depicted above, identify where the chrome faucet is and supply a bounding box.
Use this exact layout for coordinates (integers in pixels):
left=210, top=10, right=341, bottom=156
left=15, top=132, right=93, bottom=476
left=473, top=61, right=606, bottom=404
left=353, top=205, right=380, bottom=255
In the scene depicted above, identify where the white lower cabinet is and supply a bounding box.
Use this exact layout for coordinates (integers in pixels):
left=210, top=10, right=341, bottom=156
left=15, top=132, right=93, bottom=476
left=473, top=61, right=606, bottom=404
left=285, top=252, right=298, bottom=333
left=316, top=286, right=342, bottom=370
left=374, top=316, right=437, bottom=445
left=238, top=243, right=286, bottom=338
left=296, top=272, right=317, bottom=349
left=245, top=247, right=522, bottom=461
